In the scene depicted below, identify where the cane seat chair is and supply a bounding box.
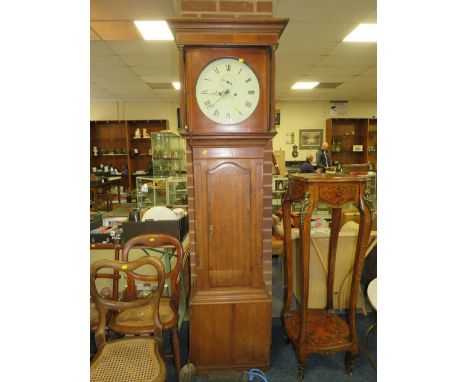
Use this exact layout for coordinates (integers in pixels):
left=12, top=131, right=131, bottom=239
left=109, top=234, right=184, bottom=379
left=90, top=256, right=167, bottom=382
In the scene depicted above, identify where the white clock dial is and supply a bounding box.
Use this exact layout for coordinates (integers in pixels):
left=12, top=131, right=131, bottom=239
left=195, top=57, right=260, bottom=125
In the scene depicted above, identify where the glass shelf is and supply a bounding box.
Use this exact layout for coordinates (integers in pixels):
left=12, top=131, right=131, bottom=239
left=151, top=131, right=186, bottom=177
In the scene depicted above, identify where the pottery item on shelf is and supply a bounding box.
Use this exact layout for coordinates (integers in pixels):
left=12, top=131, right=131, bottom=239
left=134, top=128, right=141, bottom=139
left=143, top=128, right=150, bottom=138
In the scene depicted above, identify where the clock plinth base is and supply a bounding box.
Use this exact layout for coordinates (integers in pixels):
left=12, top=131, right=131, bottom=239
left=189, top=287, right=271, bottom=372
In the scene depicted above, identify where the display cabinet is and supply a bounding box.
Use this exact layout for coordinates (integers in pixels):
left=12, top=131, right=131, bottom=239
left=90, top=120, right=169, bottom=193
left=135, top=176, right=167, bottom=208
left=129, top=120, right=169, bottom=185
left=272, top=175, right=288, bottom=212
left=326, top=118, right=377, bottom=168
left=90, top=121, right=130, bottom=190
left=166, top=177, right=188, bottom=208
left=151, top=131, right=186, bottom=177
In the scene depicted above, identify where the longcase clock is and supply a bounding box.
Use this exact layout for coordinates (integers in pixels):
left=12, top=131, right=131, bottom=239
left=167, top=18, right=288, bottom=372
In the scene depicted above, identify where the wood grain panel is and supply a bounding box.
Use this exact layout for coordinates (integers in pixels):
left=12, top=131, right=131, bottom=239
left=232, top=301, right=271, bottom=366
left=189, top=303, right=233, bottom=367
left=207, top=162, right=252, bottom=287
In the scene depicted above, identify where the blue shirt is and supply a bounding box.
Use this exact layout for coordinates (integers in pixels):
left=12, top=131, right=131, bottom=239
left=299, top=161, right=315, bottom=173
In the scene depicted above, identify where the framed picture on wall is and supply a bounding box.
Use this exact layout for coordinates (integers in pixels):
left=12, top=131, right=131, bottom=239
left=299, top=129, right=323, bottom=149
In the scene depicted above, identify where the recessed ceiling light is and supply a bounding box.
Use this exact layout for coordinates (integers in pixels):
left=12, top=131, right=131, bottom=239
left=134, top=21, right=174, bottom=40
left=291, top=82, right=319, bottom=90
left=343, top=24, right=377, bottom=42
left=172, top=82, right=181, bottom=90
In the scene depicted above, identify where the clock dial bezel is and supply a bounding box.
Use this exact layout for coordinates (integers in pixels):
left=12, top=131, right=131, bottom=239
left=195, top=57, right=260, bottom=125
left=185, top=47, right=270, bottom=134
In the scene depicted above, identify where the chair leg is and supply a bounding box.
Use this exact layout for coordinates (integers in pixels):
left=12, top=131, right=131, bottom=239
left=172, top=325, right=181, bottom=381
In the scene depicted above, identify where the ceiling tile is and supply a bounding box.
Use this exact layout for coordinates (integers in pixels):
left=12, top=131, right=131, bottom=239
left=90, top=21, right=142, bottom=40
left=120, top=55, right=178, bottom=67
left=90, top=55, right=127, bottom=67
left=99, top=82, right=151, bottom=91
left=317, top=55, right=376, bottom=67
left=277, top=41, right=338, bottom=56
left=131, top=65, right=179, bottom=76
left=90, top=28, right=101, bottom=40
left=280, top=21, right=359, bottom=42
left=91, top=74, right=141, bottom=83
left=91, top=41, right=115, bottom=56
left=91, top=0, right=176, bottom=20
left=360, top=67, right=377, bottom=76
left=140, top=75, right=179, bottom=83
left=91, top=66, right=137, bottom=76
left=328, top=42, right=377, bottom=56
left=106, top=41, right=178, bottom=56
left=308, top=66, right=368, bottom=76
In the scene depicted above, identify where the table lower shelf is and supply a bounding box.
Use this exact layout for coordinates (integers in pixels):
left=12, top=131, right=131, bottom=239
left=284, top=309, right=352, bottom=352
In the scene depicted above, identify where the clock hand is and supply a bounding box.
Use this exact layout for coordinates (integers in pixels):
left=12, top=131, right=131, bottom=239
left=211, top=89, right=230, bottom=107
left=222, top=79, right=233, bottom=86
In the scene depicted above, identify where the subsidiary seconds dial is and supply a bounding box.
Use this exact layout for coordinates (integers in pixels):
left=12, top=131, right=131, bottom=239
left=195, top=57, right=260, bottom=125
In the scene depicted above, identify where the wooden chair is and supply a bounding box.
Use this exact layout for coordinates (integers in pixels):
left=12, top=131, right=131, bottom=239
left=90, top=256, right=167, bottom=382
left=109, top=233, right=184, bottom=379
left=90, top=243, right=121, bottom=333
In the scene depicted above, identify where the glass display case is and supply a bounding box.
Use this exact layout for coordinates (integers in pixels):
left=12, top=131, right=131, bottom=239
left=272, top=175, right=288, bottom=212
left=151, top=131, right=186, bottom=177
left=136, top=176, right=167, bottom=208
left=166, top=177, right=188, bottom=208
left=365, top=171, right=377, bottom=211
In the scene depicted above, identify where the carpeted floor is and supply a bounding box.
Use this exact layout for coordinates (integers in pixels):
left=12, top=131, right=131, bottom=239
left=91, top=258, right=377, bottom=382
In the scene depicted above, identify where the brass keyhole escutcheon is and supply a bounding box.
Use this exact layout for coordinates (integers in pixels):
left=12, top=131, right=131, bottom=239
left=209, top=225, right=214, bottom=236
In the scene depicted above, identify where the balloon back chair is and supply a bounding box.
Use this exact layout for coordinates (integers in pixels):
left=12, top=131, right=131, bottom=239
left=109, top=233, right=184, bottom=379
left=90, top=256, right=167, bottom=382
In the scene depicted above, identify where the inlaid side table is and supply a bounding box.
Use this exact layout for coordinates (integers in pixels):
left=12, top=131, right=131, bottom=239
left=281, top=173, right=372, bottom=380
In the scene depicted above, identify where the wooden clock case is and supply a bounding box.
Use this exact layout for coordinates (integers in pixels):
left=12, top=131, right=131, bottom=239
left=167, top=18, right=288, bottom=372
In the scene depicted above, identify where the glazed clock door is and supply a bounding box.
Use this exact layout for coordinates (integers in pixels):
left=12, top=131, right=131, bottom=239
left=185, top=47, right=269, bottom=134
left=194, top=152, right=263, bottom=291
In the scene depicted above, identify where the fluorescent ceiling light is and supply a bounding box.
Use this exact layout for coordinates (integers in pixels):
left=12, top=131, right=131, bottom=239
left=343, top=24, right=377, bottom=42
left=172, top=82, right=180, bottom=90
left=291, top=82, right=319, bottom=90
left=134, top=21, right=174, bottom=40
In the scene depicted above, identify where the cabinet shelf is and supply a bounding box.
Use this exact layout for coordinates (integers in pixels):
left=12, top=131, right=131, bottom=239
left=332, top=134, right=361, bottom=138
left=91, top=119, right=170, bottom=192
left=326, top=118, right=377, bottom=167
left=95, top=154, right=127, bottom=157
left=91, top=137, right=127, bottom=140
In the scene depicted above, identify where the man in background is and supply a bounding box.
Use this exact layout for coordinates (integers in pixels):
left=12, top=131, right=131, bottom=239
left=316, top=141, right=329, bottom=172
left=299, top=153, right=317, bottom=173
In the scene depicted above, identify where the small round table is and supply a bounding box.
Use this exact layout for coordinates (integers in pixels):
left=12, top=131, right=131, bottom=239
left=364, top=278, right=377, bottom=371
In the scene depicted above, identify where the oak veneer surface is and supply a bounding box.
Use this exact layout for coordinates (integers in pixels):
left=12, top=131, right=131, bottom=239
left=168, top=17, right=288, bottom=372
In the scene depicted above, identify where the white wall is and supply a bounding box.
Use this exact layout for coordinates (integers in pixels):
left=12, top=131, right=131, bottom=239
left=273, top=101, right=377, bottom=162
left=91, top=101, right=180, bottom=131
left=91, top=100, right=376, bottom=161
